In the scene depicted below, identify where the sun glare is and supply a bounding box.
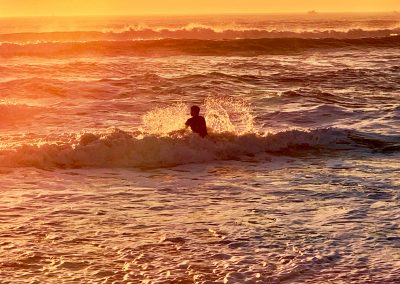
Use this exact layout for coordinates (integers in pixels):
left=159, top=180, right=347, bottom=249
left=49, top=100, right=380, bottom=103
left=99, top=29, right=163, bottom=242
left=0, top=0, right=399, bottom=17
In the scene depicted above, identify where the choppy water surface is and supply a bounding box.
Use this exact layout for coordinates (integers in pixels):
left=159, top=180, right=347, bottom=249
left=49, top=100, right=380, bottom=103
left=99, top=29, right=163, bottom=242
left=0, top=14, right=399, bottom=283
left=1, top=157, right=399, bottom=283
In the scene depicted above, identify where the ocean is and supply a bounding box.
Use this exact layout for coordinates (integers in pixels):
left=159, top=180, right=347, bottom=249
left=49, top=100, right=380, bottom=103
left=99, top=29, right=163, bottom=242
left=0, top=13, right=399, bottom=283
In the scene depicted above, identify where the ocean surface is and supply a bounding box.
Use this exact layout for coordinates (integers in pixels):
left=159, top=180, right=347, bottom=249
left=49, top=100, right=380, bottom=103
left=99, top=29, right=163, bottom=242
left=0, top=13, right=399, bottom=283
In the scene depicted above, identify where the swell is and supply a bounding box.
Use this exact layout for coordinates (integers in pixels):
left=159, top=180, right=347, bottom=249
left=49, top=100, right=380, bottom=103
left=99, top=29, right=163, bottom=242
left=0, top=103, right=43, bottom=126
left=1, top=36, right=399, bottom=58
left=1, top=27, right=400, bottom=43
left=0, top=128, right=398, bottom=169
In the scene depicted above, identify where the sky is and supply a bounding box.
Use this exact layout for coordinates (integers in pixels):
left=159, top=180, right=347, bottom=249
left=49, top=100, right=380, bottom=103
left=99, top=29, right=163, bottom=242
left=0, top=0, right=399, bottom=17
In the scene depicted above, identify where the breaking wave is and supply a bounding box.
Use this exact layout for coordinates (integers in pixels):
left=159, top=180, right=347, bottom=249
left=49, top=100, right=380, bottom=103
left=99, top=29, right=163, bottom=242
left=0, top=128, right=398, bottom=169
left=1, top=26, right=400, bottom=43
left=1, top=36, right=399, bottom=58
left=0, top=97, right=398, bottom=169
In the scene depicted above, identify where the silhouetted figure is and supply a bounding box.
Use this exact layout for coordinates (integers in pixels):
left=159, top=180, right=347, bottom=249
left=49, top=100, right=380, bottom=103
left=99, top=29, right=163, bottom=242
left=185, top=105, right=207, bottom=137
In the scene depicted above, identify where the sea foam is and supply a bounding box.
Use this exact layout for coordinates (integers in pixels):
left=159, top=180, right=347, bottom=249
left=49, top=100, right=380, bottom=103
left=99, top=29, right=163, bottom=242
left=1, top=97, right=397, bottom=169
left=0, top=128, right=355, bottom=169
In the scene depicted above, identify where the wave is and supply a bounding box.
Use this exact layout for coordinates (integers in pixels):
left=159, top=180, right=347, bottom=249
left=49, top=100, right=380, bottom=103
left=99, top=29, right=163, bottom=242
left=0, top=103, right=42, bottom=127
left=1, top=36, right=399, bottom=58
left=0, top=128, right=398, bottom=169
left=1, top=26, right=400, bottom=43
left=0, top=77, right=119, bottom=99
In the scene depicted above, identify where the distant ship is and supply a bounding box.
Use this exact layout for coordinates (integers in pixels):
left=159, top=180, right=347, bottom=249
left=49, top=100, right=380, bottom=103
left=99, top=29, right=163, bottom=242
left=307, top=10, right=318, bottom=15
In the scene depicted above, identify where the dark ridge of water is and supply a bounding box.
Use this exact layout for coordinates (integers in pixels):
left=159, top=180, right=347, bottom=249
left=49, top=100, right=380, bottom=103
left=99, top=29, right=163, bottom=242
left=1, top=27, right=400, bottom=43
left=1, top=36, right=400, bottom=58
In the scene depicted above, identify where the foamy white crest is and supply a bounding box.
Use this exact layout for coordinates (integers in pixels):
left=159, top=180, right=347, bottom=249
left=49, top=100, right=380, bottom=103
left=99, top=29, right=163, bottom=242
left=178, top=23, right=248, bottom=33
left=101, top=22, right=400, bottom=35
left=0, top=128, right=353, bottom=169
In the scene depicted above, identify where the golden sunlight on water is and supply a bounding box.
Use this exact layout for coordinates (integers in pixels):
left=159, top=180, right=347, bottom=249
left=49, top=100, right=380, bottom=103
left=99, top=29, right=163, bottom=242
left=142, top=102, right=189, bottom=135
left=1, top=11, right=400, bottom=284
left=0, top=158, right=399, bottom=283
left=1, top=0, right=399, bottom=16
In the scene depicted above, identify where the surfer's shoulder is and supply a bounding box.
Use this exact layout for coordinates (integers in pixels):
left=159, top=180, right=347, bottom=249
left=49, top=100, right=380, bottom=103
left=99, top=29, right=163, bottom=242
left=185, top=117, right=193, bottom=126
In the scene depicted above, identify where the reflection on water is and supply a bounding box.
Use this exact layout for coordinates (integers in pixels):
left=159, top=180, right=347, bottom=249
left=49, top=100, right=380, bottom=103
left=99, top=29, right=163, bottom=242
left=0, top=156, right=399, bottom=283
left=1, top=13, right=400, bottom=283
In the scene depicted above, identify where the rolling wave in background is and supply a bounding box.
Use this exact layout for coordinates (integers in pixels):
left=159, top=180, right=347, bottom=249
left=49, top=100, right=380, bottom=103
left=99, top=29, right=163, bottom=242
left=1, top=36, right=400, bottom=57
left=1, top=25, right=400, bottom=43
left=1, top=13, right=399, bottom=57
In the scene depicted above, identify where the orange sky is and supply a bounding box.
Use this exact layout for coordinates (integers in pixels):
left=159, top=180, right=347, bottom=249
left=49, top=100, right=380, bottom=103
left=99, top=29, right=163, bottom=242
left=1, top=0, right=399, bottom=17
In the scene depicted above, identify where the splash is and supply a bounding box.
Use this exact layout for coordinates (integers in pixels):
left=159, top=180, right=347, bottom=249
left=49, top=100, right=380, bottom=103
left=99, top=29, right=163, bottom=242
left=141, top=102, right=188, bottom=135
left=204, top=96, right=254, bottom=135
left=141, top=97, right=255, bottom=136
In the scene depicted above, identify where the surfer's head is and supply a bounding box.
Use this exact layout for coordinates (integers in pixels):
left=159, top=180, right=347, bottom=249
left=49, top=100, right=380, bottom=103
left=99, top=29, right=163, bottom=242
left=190, top=105, right=200, bottom=117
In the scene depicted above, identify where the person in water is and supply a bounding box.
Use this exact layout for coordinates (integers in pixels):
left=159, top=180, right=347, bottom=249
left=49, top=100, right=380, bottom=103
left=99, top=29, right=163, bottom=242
left=185, top=105, right=208, bottom=137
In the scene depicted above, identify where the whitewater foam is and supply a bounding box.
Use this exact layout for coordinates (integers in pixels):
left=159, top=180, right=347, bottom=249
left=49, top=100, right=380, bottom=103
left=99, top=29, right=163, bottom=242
left=0, top=128, right=361, bottom=169
left=2, top=27, right=400, bottom=43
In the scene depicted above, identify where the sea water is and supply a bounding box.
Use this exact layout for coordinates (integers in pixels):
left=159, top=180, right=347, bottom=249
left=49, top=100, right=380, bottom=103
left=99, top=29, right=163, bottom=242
left=0, top=14, right=399, bottom=283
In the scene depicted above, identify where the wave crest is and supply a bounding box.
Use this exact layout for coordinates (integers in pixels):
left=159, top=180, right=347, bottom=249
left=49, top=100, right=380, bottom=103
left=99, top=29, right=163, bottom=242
left=1, top=36, right=399, bottom=58
left=0, top=128, right=357, bottom=169
left=1, top=126, right=398, bottom=169
left=1, top=26, right=400, bottom=43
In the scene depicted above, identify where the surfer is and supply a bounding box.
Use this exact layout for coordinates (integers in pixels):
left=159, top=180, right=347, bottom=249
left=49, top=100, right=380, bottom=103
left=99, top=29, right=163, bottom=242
left=185, top=105, right=208, bottom=137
